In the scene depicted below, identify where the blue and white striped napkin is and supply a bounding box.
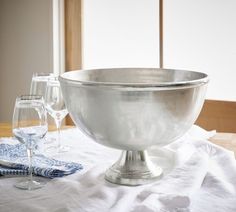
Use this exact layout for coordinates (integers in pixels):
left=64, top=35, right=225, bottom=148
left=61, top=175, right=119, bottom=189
left=0, top=143, right=83, bottom=178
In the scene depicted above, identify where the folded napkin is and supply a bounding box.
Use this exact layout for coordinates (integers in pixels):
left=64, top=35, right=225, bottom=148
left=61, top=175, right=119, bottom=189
left=0, top=143, right=83, bottom=178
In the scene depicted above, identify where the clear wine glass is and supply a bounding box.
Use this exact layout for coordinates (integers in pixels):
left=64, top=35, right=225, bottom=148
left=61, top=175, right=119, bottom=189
left=12, top=95, right=48, bottom=190
left=30, top=72, right=56, bottom=145
left=30, top=72, right=55, bottom=96
left=45, top=77, right=69, bottom=153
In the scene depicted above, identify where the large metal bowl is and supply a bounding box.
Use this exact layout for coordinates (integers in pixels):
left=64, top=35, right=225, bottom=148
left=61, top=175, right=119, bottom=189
left=59, top=68, right=208, bottom=185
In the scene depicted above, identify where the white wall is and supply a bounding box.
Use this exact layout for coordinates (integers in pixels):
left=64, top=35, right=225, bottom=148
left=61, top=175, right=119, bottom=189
left=82, top=0, right=159, bottom=69
left=164, top=0, right=236, bottom=101
left=0, top=0, right=53, bottom=122
left=1, top=0, right=235, bottom=122
left=83, top=0, right=236, bottom=101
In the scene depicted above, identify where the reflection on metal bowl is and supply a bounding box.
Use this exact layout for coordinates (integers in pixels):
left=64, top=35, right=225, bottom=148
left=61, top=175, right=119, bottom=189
left=59, top=68, right=208, bottom=186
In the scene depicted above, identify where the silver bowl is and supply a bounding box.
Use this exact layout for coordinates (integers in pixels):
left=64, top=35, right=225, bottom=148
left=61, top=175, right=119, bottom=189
left=59, top=68, right=208, bottom=186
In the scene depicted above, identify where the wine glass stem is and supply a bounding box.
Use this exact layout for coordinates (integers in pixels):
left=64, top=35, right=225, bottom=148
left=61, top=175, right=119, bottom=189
left=55, top=118, right=62, bottom=149
left=27, top=148, right=33, bottom=183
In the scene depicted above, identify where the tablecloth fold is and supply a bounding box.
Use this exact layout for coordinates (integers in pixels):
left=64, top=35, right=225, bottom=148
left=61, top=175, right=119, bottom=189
left=0, top=125, right=235, bottom=212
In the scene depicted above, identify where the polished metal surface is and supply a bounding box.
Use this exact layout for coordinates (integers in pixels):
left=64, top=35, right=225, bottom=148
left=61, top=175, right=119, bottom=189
left=59, top=68, right=208, bottom=185
left=105, top=150, right=163, bottom=186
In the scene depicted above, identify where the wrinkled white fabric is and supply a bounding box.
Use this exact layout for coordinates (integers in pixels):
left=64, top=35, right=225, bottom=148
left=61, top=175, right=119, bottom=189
left=0, top=125, right=235, bottom=212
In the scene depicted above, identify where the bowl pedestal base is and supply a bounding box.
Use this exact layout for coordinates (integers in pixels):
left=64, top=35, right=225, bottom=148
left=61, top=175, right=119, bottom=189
left=105, top=150, right=163, bottom=186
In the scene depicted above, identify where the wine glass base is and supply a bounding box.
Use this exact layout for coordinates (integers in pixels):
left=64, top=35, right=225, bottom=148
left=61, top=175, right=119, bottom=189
left=15, top=178, right=46, bottom=190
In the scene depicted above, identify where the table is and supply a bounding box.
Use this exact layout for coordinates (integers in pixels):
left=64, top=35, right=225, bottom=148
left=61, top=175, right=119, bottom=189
left=0, top=123, right=71, bottom=137
left=1, top=123, right=236, bottom=212
left=1, top=123, right=236, bottom=155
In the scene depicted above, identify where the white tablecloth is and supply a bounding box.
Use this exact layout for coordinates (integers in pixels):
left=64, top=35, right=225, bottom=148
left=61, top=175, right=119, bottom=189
left=0, top=126, right=236, bottom=212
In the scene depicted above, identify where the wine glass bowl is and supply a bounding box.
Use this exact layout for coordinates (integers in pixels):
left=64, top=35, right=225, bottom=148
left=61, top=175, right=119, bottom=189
left=12, top=95, right=48, bottom=190
left=45, top=77, right=69, bottom=153
left=30, top=73, right=55, bottom=96
left=59, top=68, right=209, bottom=186
left=30, top=72, right=57, bottom=145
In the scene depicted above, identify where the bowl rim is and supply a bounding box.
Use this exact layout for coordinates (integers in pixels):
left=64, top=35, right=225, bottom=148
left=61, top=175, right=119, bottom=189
left=59, top=68, right=209, bottom=88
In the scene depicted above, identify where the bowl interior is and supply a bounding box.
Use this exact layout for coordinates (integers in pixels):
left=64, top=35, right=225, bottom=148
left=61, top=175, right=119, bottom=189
left=60, top=68, right=208, bottom=87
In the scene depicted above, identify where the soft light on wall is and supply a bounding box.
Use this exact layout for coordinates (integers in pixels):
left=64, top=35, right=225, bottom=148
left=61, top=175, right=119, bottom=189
left=82, top=0, right=236, bottom=101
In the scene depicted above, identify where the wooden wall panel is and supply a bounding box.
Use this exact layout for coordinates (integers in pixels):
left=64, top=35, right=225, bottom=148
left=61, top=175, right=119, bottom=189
left=65, top=0, right=82, bottom=71
left=65, top=0, right=82, bottom=125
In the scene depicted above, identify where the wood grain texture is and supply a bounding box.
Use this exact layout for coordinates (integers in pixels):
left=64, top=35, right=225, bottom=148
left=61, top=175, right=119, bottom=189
left=159, top=0, right=163, bottom=68
left=65, top=0, right=82, bottom=125
left=196, top=100, right=236, bottom=133
left=0, top=123, right=12, bottom=137
left=65, top=0, right=82, bottom=71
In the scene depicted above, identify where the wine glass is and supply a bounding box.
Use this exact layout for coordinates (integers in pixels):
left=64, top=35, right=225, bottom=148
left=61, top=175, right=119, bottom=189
left=45, top=77, right=69, bottom=153
left=12, top=95, right=48, bottom=190
left=30, top=72, right=55, bottom=96
left=30, top=72, right=56, bottom=145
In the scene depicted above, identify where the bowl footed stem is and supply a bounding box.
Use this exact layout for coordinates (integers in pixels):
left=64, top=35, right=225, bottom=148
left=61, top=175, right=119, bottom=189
left=105, top=150, right=163, bottom=186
